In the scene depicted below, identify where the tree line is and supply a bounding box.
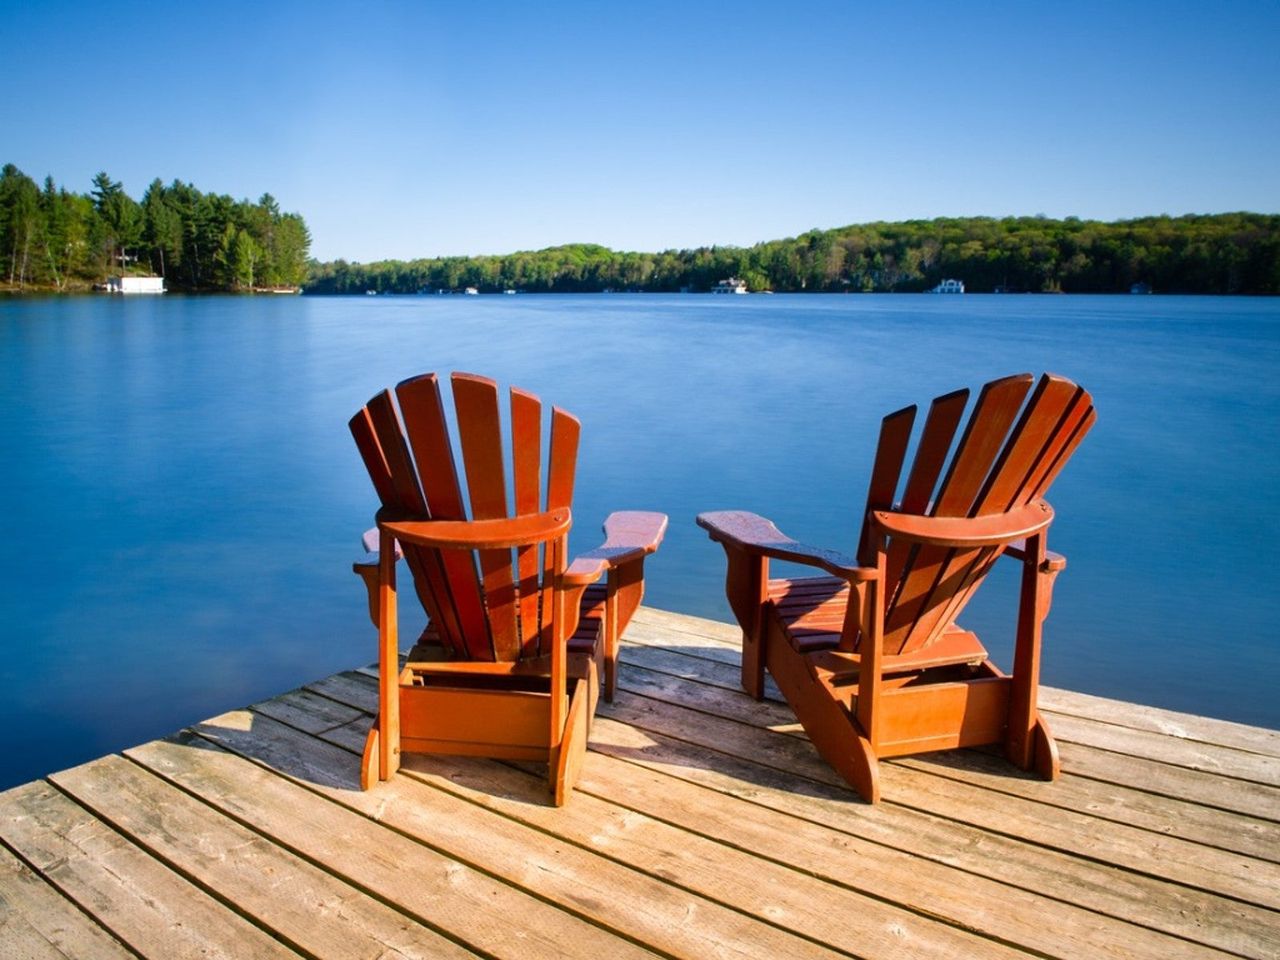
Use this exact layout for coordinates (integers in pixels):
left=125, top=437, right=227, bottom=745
left=306, top=213, right=1279, bottom=295
left=0, top=162, right=310, bottom=292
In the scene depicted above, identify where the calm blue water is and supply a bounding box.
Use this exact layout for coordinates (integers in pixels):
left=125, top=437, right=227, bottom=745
left=1, top=293, right=1277, bottom=788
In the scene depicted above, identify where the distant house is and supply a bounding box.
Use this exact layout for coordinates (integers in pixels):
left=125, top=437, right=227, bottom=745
left=930, top=279, right=965, bottom=294
left=106, top=276, right=165, bottom=294
left=712, top=278, right=748, bottom=294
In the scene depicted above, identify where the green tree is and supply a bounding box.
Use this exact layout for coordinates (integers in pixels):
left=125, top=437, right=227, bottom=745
left=142, top=179, right=182, bottom=279
left=0, top=164, right=42, bottom=286
left=91, top=171, right=141, bottom=275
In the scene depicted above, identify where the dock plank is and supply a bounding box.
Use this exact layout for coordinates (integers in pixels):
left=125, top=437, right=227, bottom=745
left=1039, top=688, right=1280, bottom=758
left=1057, top=741, right=1280, bottom=822
left=1048, top=712, right=1280, bottom=785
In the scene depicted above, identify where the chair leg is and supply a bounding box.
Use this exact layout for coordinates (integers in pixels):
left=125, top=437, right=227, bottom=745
left=360, top=721, right=380, bottom=791
left=551, top=678, right=590, bottom=805
left=764, top=623, right=880, bottom=802
left=722, top=550, right=768, bottom=700
left=1030, top=713, right=1061, bottom=781
left=602, top=617, right=617, bottom=704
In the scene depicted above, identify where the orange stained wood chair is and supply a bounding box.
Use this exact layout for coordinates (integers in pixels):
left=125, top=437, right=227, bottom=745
left=350, top=372, right=667, bottom=804
left=697, top=373, right=1096, bottom=803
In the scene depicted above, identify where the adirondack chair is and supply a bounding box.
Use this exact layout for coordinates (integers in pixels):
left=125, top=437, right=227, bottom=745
left=350, top=372, right=667, bottom=804
left=698, top=373, right=1095, bottom=803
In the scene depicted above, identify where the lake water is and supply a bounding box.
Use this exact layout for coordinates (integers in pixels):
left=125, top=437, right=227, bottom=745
left=1, top=293, right=1277, bottom=789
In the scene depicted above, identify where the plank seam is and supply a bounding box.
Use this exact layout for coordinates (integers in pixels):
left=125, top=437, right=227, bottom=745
left=0, top=825, right=148, bottom=960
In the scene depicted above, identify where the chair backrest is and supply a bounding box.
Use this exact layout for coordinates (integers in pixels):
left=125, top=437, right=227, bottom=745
left=857, top=373, right=1096, bottom=656
left=349, top=372, right=581, bottom=662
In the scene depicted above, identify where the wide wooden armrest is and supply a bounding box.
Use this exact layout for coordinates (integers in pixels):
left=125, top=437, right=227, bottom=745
left=871, top=499, right=1054, bottom=548
left=562, top=511, right=669, bottom=586
left=696, top=510, right=875, bottom=581
left=379, top=507, right=571, bottom=550
left=1005, top=540, right=1067, bottom=571
left=354, top=527, right=402, bottom=570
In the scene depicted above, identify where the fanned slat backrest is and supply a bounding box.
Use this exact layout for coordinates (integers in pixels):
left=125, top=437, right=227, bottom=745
left=350, top=372, right=580, bottom=662
left=859, top=373, right=1095, bottom=656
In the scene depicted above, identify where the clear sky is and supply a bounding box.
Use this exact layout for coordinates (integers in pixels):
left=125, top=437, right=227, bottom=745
left=3, top=0, right=1277, bottom=262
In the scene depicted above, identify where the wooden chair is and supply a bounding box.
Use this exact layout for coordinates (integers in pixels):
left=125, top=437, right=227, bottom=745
left=698, top=373, right=1095, bottom=803
left=350, top=372, right=667, bottom=804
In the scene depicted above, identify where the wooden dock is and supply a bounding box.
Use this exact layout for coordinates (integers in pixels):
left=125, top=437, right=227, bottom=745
left=2, top=606, right=1277, bottom=959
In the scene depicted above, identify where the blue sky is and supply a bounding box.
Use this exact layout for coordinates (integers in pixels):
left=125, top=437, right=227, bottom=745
left=3, top=1, right=1276, bottom=261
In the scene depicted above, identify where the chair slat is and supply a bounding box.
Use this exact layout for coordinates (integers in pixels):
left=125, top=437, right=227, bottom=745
left=901, top=389, right=969, bottom=513
left=365, top=390, right=426, bottom=514
left=348, top=407, right=397, bottom=508
left=1029, top=401, right=1097, bottom=501
left=857, top=405, right=915, bottom=566
left=540, top=407, right=581, bottom=654
left=511, top=387, right=544, bottom=657
left=396, top=374, right=488, bottom=658
left=452, top=373, right=519, bottom=661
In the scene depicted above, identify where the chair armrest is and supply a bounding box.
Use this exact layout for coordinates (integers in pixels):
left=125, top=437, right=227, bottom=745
left=354, top=527, right=402, bottom=570
left=379, top=507, right=571, bottom=550
left=562, top=511, right=668, bottom=586
left=870, top=499, right=1054, bottom=549
left=1005, top=540, right=1067, bottom=572
left=696, top=510, right=875, bottom=581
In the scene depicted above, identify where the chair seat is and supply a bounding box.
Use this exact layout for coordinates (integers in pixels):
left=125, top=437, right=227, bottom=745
left=769, top=576, right=989, bottom=672
left=570, top=583, right=607, bottom=653
left=768, top=576, right=849, bottom=652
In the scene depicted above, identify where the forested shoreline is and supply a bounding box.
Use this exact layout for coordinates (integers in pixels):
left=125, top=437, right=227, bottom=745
left=5, top=163, right=1275, bottom=298
left=307, top=213, right=1280, bottom=295
left=0, top=163, right=310, bottom=292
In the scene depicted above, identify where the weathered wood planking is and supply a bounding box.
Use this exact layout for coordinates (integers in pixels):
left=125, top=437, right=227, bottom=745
left=1, top=604, right=1276, bottom=960
left=281, top=682, right=1226, bottom=960
left=0, top=842, right=135, bottom=960
left=0, top=779, right=303, bottom=959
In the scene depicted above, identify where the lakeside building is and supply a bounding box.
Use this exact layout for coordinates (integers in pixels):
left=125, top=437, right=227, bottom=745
left=712, top=278, right=749, bottom=294
left=106, top=275, right=165, bottom=294
left=930, top=278, right=965, bottom=294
